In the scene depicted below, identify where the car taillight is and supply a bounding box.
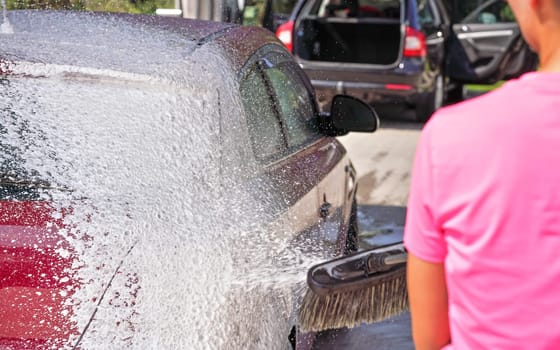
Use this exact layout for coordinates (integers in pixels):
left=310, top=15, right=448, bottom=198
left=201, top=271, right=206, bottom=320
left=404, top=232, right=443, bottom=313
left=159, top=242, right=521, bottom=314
left=0, top=201, right=76, bottom=348
left=404, top=26, right=426, bottom=58
left=276, top=20, right=294, bottom=53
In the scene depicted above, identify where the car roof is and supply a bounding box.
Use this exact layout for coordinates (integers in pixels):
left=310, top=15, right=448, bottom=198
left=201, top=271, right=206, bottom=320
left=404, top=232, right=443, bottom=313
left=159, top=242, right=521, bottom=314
left=1, top=10, right=283, bottom=79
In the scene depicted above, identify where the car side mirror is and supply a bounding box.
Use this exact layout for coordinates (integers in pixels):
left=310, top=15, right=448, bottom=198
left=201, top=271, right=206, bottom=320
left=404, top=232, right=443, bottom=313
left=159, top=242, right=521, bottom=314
left=317, top=95, right=379, bottom=136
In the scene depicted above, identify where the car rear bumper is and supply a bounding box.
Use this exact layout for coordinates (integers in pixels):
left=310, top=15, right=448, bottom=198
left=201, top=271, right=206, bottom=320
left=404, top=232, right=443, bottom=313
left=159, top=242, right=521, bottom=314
left=312, top=79, right=419, bottom=112
left=300, top=58, right=427, bottom=111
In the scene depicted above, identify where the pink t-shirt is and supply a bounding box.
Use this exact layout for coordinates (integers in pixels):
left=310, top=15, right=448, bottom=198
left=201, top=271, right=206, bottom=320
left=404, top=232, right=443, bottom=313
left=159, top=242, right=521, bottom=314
left=404, top=72, right=560, bottom=349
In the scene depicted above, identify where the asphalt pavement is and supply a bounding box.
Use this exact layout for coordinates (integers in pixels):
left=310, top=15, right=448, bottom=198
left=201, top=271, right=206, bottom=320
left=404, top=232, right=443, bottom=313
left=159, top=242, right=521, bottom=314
left=311, top=204, right=414, bottom=350
left=312, top=313, right=413, bottom=350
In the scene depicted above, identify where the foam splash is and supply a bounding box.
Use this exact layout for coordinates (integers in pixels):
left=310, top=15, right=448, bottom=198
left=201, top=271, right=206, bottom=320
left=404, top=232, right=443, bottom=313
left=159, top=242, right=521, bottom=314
left=2, top=57, right=330, bottom=350
left=0, top=12, right=338, bottom=349
left=0, top=0, right=13, bottom=34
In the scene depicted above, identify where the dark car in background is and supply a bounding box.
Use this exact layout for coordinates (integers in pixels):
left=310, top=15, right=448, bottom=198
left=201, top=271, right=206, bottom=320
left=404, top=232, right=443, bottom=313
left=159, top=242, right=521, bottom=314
left=445, top=0, right=537, bottom=94
left=276, top=0, right=537, bottom=121
left=0, top=10, right=377, bottom=350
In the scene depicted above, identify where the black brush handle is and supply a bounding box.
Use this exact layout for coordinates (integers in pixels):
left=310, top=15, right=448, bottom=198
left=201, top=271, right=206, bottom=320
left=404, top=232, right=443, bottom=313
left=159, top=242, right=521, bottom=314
left=366, top=251, right=407, bottom=274
left=307, top=242, right=407, bottom=296
left=384, top=253, right=407, bottom=265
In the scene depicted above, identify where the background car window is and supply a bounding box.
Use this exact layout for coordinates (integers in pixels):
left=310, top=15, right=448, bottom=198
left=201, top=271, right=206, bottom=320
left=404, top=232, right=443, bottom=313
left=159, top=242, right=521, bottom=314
left=417, top=0, right=434, bottom=26
left=242, top=0, right=298, bottom=31
left=240, top=67, right=286, bottom=161
left=313, top=0, right=401, bottom=19
left=448, top=0, right=482, bottom=22
left=272, top=0, right=298, bottom=14
left=461, top=1, right=515, bottom=24
left=264, top=64, right=322, bottom=149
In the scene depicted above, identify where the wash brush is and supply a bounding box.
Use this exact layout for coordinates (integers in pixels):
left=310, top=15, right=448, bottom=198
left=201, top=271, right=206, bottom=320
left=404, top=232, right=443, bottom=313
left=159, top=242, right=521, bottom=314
left=299, top=242, right=408, bottom=332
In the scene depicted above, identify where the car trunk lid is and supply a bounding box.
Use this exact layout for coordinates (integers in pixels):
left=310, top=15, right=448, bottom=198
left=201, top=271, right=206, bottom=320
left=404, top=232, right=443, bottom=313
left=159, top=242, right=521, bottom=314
left=293, top=0, right=406, bottom=68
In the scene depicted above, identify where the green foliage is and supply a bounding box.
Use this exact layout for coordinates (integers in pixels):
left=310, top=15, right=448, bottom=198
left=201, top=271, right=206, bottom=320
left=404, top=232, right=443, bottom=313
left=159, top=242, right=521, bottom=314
left=85, top=0, right=174, bottom=14
left=271, top=0, right=296, bottom=14
left=7, top=0, right=85, bottom=10
left=500, top=5, right=515, bottom=22
left=6, top=0, right=174, bottom=14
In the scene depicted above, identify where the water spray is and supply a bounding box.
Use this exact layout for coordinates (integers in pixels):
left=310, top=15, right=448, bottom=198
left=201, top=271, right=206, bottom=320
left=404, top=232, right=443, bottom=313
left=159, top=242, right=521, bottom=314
left=1, top=0, right=14, bottom=34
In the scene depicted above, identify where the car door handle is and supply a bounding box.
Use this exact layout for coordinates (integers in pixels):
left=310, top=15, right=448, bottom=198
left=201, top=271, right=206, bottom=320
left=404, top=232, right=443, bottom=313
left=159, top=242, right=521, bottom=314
left=320, top=201, right=332, bottom=219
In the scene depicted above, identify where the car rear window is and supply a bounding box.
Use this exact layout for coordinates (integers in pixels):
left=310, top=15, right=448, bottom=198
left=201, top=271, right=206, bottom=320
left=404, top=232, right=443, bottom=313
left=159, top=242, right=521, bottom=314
left=309, top=0, right=401, bottom=19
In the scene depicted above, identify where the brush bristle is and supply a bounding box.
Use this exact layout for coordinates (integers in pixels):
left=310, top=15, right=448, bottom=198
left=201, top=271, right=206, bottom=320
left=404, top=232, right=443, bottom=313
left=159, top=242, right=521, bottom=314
left=298, top=270, right=408, bottom=332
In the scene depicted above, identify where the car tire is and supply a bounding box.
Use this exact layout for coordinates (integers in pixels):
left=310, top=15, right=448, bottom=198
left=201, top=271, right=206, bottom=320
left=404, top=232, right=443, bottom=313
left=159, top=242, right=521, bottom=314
left=344, top=198, right=359, bottom=254
left=415, top=73, right=444, bottom=123
left=447, top=82, right=466, bottom=103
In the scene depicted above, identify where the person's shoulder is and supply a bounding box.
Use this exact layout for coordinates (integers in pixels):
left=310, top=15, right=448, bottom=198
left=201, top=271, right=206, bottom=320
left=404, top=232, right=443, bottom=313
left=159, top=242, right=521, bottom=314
left=426, top=79, right=527, bottom=133
left=420, top=81, right=529, bottom=152
left=436, top=86, right=514, bottom=119
left=430, top=71, right=560, bottom=126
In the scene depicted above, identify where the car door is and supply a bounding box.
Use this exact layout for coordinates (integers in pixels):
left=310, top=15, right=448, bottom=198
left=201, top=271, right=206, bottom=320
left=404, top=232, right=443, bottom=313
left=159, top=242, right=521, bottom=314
left=258, top=47, right=354, bottom=256
left=418, top=0, right=447, bottom=71
left=446, top=0, right=537, bottom=84
left=238, top=46, right=328, bottom=256
left=239, top=44, right=354, bottom=255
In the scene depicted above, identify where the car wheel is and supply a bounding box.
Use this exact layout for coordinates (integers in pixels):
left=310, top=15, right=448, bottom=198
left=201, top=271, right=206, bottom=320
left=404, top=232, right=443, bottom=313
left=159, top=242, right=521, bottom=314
left=447, top=82, right=466, bottom=103
left=415, top=73, right=444, bottom=123
left=344, top=198, right=359, bottom=254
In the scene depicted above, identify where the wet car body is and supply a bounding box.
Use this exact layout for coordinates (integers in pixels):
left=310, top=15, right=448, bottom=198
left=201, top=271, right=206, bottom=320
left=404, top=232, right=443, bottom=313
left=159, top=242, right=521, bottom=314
left=0, top=188, right=76, bottom=349
left=277, top=0, right=537, bottom=121
left=0, top=10, right=376, bottom=350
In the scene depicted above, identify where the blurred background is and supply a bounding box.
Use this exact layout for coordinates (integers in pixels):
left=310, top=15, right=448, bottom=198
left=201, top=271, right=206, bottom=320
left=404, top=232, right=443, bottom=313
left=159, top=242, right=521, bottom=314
left=4, top=1, right=512, bottom=31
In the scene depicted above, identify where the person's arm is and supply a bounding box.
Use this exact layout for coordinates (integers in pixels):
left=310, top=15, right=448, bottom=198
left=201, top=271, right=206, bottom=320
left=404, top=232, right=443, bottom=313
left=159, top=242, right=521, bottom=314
left=407, top=253, right=450, bottom=350
left=403, top=121, right=450, bottom=349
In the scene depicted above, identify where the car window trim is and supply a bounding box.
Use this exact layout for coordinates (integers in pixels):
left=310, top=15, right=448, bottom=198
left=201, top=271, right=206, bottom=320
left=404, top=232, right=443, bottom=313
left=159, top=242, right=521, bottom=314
left=238, top=45, right=291, bottom=165
left=245, top=62, right=290, bottom=163
left=428, top=0, right=442, bottom=27
left=433, top=0, right=450, bottom=25
left=265, top=136, right=325, bottom=168
left=238, top=44, right=325, bottom=165
left=256, top=59, right=292, bottom=147
left=251, top=47, right=319, bottom=110
left=260, top=59, right=323, bottom=152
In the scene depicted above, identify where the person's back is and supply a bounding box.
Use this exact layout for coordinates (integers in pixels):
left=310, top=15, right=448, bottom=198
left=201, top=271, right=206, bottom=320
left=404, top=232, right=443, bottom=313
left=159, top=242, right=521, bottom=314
left=404, top=1, right=560, bottom=349
left=407, top=73, right=560, bottom=349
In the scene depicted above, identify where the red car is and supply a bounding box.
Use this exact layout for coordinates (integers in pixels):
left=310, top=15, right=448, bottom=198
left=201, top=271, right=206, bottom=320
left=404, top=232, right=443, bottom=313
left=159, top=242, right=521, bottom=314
left=0, top=197, right=75, bottom=349
left=1, top=10, right=376, bottom=349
